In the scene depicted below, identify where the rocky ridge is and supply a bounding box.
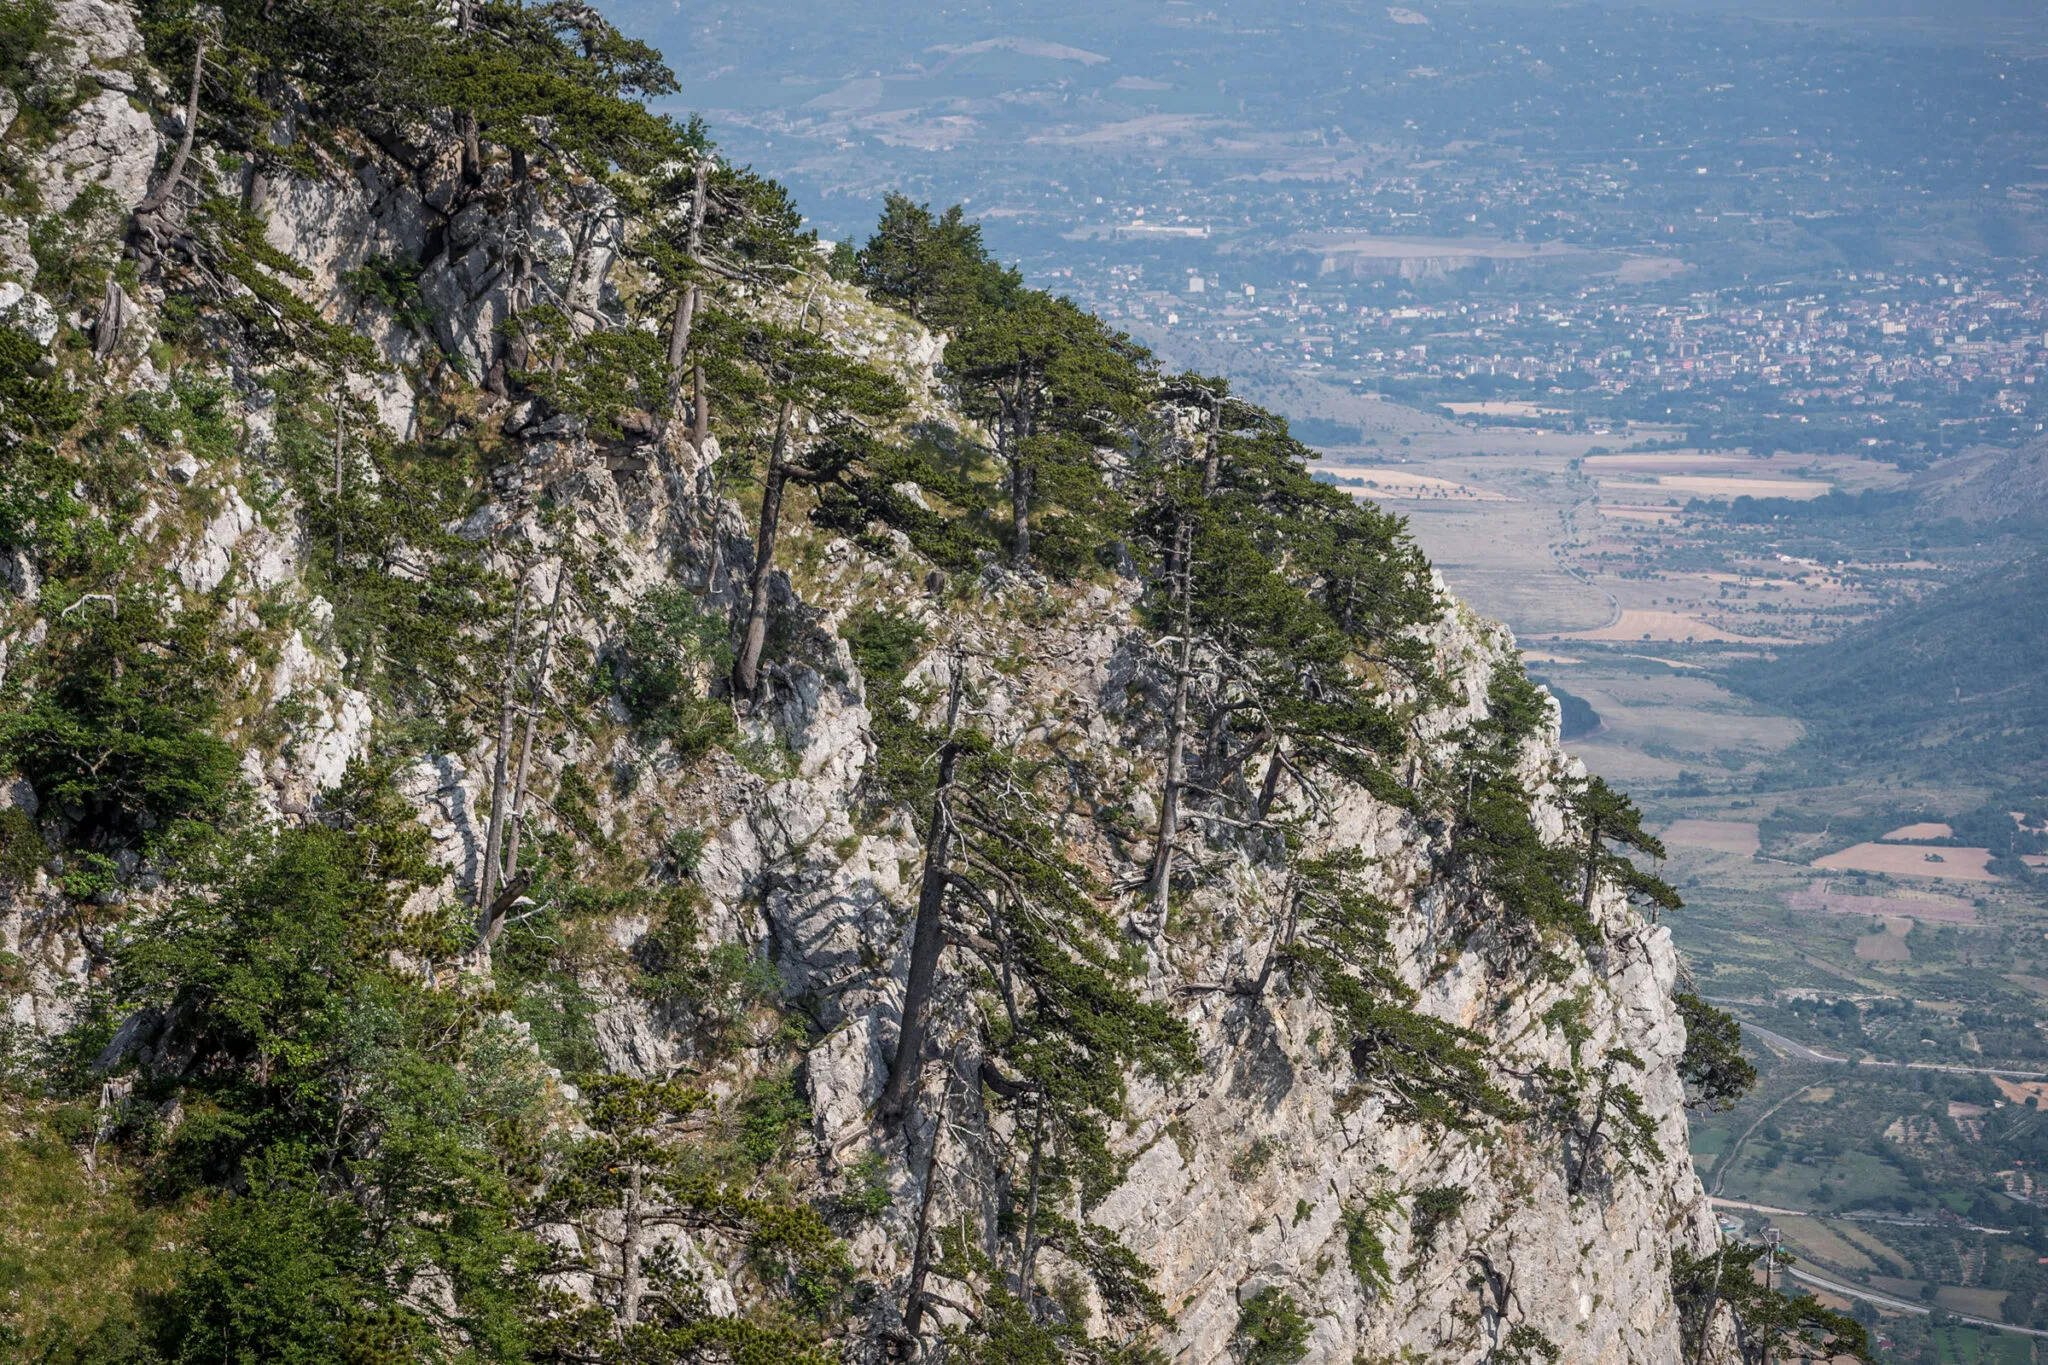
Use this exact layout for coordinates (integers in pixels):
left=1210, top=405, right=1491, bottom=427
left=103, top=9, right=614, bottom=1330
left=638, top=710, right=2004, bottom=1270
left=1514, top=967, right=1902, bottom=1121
left=0, top=1, right=1722, bottom=1359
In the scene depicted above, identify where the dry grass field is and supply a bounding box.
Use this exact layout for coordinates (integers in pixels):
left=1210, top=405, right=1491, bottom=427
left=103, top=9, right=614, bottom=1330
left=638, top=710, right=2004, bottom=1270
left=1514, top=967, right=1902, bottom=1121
left=1319, top=435, right=1914, bottom=653
left=1596, top=475, right=1835, bottom=501
left=1340, top=469, right=1509, bottom=501
left=1438, top=401, right=1568, bottom=418
left=1784, top=884, right=1979, bottom=923
left=1558, top=608, right=1799, bottom=644
left=1776, top=1217, right=1881, bottom=1275
left=1935, top=1287, right=2013, bottom=1320
left=1884, top=822, right=1955, bottom=840
left=1994, top=1077, right=2048, bottom=1106
left=1854, top=919, right=1914, bottom=961
left=1662, top=819, right=1762, bottom=855
left=1597, top=504, right=1685, bottom=523
left=1813, top=843, right=1999, bottom=882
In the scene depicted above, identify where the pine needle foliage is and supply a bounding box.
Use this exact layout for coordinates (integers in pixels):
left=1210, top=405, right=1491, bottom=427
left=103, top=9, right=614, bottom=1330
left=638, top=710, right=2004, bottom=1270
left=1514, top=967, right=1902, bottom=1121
left=1274, top=852, right=1520, bottom=1131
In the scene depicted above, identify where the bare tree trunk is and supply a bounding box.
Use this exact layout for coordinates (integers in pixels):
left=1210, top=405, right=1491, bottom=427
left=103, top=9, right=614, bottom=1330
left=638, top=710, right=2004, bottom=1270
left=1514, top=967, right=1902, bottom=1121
left=332, top=386, right=347, bottom=559
left=1146, top=397, right=1221, bottom=932
left=92, top=277, right=132, bottom=360
left=901, top=1069, right=959, bottom=1341
left=665, top=284, right=698, bottom=417
left=667, top=159, right=712, bottom=432
left=1006, top=396, right=1033, bottom=569
left=477, top=568, right=531, bottom=928
left=1253, top=746, right=1285, bottom=821
left=1200, top=391, right=1225, bottom=498
left=1146, top=515, right=1194, bottom=933
left=1018, top=1090, right=1048, bottom=1316
left=458, top=112, right=482, bottom=188
left=501, top=562, right=568, bottom=887
left=135, top=37, right=206, bottom=219
left=1580, top=820, right=1602, bottom=916
left=686, top=157, right=710, bottom=255
left=691, top=363, right=709, bottom=450
left=731, top=399, right=796, bottom=698
left=620, top=1164, right=645, bottom=1327
left=879, top=738, right=963, bottom=1126
left=1249, top=882, right=1299, bottom=1003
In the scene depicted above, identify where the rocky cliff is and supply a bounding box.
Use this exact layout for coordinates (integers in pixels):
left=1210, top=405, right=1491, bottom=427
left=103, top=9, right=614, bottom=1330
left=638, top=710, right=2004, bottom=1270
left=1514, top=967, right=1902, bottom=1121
left=0, top=2, right=1730, bottom=1360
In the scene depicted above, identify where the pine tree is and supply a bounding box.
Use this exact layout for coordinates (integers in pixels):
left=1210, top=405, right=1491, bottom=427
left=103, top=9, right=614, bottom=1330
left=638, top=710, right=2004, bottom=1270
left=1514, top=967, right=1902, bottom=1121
left=855, top=194, right=1021, bottom=332
left=1672, top=1244, right=1871, bottom=1364
left=627, top=150, right=817, bottom=435
left=944, top=293, right=1150, bottom=571
left=523, top=1075, right=845, bottom=1363
left=1123, top=389, right=1443, bottom=922
left=1434, top=667, right=1599, bottom=968
left=725, top=323, right=907, bottom=698
left=1562, top=773, right=1681, bottom=919
left=862, top=651, right=1193, bottom=1343
left=1673, top=991, right=1757, bottom=1110
left=1259, top=851, right=1521, bottom=1131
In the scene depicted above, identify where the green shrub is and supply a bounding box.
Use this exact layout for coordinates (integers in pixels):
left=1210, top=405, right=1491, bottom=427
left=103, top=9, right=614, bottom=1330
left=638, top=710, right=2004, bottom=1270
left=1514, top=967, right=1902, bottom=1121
left=0, top=806, right=43, bottom=883
left=738, top=1069, right=811, bottom=1168
left=843, top=605, right=931, bottom=812
left=1342, top=1194, right=1398, bottom=1294
left=613, top=586, right=734, bottom=759
left=1408, top=1185, right=1468, bottom=1249
left=837, top=1150, right=892, bottom=1220
left=1232, top=1287, right=1310, bottom=1365
left=0, top=590, right=240, bottom=846
left=0, top=0, right=55, bottom=94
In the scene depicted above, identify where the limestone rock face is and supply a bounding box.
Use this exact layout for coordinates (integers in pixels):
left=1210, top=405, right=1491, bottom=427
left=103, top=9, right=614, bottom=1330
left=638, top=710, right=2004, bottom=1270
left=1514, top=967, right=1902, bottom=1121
left=0, top=13, right=1716, bottom=1360
left=33, top=0, right=157, bottom=217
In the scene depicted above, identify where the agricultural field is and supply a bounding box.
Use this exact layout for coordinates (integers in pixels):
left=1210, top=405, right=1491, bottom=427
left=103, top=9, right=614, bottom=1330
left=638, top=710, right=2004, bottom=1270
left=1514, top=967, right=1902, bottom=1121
left=1819, top=844, right=2002, bottom=882
left=1326, top=425, right=2004, bottom=653
left=1325, top=403, right=2048, bottom=1364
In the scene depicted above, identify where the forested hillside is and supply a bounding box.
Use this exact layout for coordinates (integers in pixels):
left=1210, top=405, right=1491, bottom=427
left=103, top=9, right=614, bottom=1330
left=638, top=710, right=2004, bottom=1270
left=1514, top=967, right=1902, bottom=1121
left=0, top=0, right=1843, bottom=1361
left=1728, top=550, right=2048, bottom=789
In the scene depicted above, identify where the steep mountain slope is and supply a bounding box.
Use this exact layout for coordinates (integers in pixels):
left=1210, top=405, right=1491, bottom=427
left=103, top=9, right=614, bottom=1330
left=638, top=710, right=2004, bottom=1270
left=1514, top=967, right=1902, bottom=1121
left=0, top=2, right=1807, bottom=1362
left=1914, top=436, right=2048, bottom=526
left=1727, top=550, right=2048, bottom=785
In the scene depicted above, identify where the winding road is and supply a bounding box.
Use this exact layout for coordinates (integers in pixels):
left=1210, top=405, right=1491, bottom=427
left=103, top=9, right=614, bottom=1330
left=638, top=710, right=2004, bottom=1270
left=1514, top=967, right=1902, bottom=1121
left=1549, top=501, right=1621, bottom=632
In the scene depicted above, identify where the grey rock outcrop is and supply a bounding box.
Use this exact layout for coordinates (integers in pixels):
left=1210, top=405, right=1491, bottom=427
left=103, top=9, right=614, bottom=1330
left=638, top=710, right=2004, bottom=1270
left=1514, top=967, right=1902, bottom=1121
left=0, top=13, right=1720, bottom=1358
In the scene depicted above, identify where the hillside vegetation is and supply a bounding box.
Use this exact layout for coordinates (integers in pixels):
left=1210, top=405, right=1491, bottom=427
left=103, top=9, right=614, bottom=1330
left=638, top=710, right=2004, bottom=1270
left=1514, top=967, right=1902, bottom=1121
left=1727, top=550, right=2048, bottom=792
left=0, top=0, right=1842, bottom=1362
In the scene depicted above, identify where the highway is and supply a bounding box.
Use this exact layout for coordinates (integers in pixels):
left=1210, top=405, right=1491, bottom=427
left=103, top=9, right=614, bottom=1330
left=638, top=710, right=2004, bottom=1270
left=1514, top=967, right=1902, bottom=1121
left=1726, top=1018, right=2048, bottom=1083
left=1782, top=1265, right=2048, bottom=1340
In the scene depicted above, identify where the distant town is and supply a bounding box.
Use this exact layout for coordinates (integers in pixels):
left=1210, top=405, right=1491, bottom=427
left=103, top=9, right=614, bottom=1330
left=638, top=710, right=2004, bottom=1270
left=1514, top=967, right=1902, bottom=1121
left=1081, top=263, right=2048, bottom=456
